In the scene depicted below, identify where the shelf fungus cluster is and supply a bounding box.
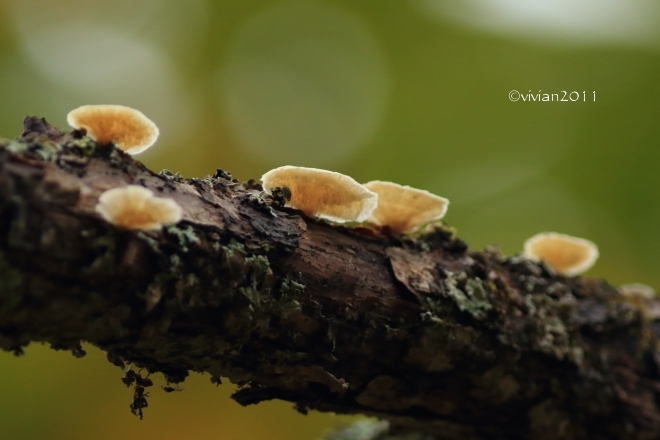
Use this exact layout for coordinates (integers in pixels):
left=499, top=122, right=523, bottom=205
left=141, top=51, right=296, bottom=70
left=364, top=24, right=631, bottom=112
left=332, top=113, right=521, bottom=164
left=261, top=166, right=449, bottom=233
left=64, top=105, right=447, bottom=236
left=63, top=105, right=608, bottom=279
left=64, top=104, right=183, bottom=231
left=523, top=232, right=599, bottom=276
left=259, top=164, right=601, bottom=275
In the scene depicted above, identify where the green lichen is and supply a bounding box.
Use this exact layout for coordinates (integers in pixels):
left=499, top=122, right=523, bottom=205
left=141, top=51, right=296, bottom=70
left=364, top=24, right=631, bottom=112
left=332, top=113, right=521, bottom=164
left=33, top=143, right=60, bottom=162
left=136, top=231, right=162, bottom=254
left=420, top=310, right=444, bottom=324
left=445, top=271, right=492, bottom=320
left=212, top=168, right=233, bottom=181
left=240, top=191, right=277, bottom=217
left=498, top=293, right=583, bottom=364
left=175, top=273, right=204, bottom=309
left=238, top=255, right=271, bottom=306
left=159, top=169, right=185, bottom=183
left=535, top=313, right=578, bottom=362
left=280, top=274, right=305, bottom=299
left=169, top=254, right=183, bottom=273
left=222, top=239, right=248, bottom=279
left=4, top=137, right=62, bottom=162
left=278, top=274, right=305, bottom=319
left=527, top=294, right=574, bottom=361
left=216, top=239, right=285, bottom=313
left=5, top=139, right=32, bottom=155
left=66, top=137, right=97, bottom=155
left=2, top=134, right=101, bottom=167
left=164, top=225, right=200, bottom=253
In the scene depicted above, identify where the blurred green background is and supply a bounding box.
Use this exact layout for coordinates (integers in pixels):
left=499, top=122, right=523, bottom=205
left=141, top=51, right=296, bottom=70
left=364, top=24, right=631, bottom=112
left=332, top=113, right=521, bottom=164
left=1, top=0, right=659, bottom=438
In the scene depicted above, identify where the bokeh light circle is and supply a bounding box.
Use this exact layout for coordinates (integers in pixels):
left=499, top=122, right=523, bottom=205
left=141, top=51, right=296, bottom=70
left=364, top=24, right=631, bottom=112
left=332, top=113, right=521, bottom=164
left=218, top=1, right=390, bottom=167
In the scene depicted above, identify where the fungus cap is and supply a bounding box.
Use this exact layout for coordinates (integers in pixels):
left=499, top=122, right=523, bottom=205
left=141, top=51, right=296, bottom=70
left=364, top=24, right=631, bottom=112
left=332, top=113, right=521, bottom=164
left=261, top=166, right=378, bottom=223
left=363, top=181, right=449, bottom=233
left=95, top=185, right=182, bottom=231
left=523, top=232, right=599, bottom=276
left=619, top=283, right=656, bottom=299
left=67, top=104, right=159, bottom=154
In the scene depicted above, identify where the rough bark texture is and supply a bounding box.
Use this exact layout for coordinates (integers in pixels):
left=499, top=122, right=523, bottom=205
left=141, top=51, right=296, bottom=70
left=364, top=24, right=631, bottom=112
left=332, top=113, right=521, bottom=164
left=1, top=117, right=660, bottom=439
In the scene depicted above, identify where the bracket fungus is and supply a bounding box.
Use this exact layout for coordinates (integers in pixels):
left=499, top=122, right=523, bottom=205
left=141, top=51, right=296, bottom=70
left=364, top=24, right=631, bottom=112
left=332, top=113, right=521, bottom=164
left=261, top=166, right=378, bottom=223
left=523, top=232, right=599, bottom=276
left=363, top=181, right=449, bottom=233
left=67, top=104, right=159, bottom=155
left=95, top=185, right=182, bottom=231
left=619, top=283, right=656, bottom=299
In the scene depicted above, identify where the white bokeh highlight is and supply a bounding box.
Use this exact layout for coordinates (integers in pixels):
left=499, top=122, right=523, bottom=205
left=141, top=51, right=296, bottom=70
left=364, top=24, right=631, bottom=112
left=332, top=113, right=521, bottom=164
left=414, top=0, right=660, bottom=48
left=218, top=1, right=390, bottom=166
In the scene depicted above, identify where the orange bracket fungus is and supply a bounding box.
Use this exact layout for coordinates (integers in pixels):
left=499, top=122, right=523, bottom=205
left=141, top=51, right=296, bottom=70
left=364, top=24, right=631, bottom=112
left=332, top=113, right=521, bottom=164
left=261, top=166, right=378, bottom=223
left=363, top=181, right=449, bottom=234
left=67, top=104, right=159, bottom=155
left=95, top=185, right=182, bottom=231
left=523, top=232, right=599, bottom=276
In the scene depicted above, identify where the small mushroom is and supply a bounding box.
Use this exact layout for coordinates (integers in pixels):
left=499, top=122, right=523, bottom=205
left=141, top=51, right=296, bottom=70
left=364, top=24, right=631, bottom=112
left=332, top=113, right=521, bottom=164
left=261, top=166, right=378, bottom=223
left=95, top=185, right=182, bottom=231
left=619, top=283, right=656, bottom=299
left=67, top=104, right=159, bottom=154
left=363, top=181, right=449, bottom=233
left=523, top=232, right=599, bottom=276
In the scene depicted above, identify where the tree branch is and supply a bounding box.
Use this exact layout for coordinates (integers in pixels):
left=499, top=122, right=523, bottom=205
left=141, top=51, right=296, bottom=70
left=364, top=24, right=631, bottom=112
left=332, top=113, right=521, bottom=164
left=1, top=117, right=659, bottom=439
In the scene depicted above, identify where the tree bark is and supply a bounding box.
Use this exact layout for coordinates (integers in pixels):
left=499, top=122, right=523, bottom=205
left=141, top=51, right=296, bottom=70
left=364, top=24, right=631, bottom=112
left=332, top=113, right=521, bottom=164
left=1, top=117, right=659, bottom=439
